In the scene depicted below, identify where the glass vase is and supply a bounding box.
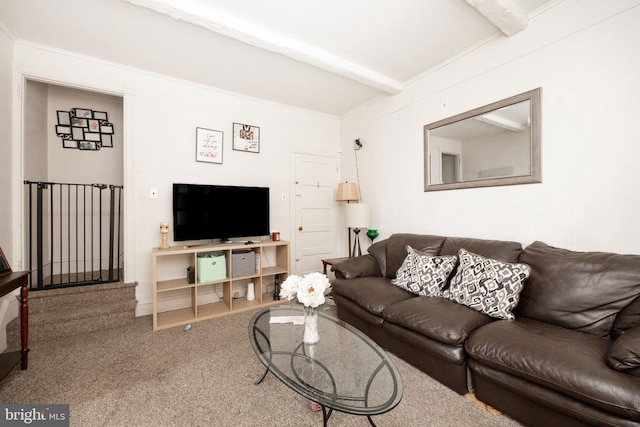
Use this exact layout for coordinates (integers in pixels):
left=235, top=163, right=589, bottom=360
left=303, top=306, right=320, bottom=344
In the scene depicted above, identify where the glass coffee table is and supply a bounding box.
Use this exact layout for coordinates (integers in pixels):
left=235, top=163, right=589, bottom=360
left=248, top=306, right=403, bottom=426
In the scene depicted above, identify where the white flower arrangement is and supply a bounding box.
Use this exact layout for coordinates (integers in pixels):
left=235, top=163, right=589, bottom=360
left=279, top=272, right=331, bottom=308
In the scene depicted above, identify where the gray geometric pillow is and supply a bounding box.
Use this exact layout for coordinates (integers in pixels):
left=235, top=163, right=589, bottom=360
left=391, top=245, right=458, bottom=297
left=448, top=248, right=530, bottom=320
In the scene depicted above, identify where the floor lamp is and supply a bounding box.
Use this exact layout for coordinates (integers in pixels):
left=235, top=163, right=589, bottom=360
left=345, top=203, right=370, bottom=258
left=336, top=182, right=360, bottom=255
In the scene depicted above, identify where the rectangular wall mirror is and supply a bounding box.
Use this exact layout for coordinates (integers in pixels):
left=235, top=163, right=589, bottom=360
left=424, top=88, right=541, bottom=191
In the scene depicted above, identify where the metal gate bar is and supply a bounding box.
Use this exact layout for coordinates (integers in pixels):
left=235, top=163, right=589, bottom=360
left=23, top=181, right=124, bottom=291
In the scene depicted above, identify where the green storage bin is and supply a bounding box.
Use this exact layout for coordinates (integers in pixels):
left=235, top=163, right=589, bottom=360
left=197, top=251, right=226, bottom=283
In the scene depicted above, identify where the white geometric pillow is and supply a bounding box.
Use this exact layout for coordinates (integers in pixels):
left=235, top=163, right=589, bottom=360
left=448, top=248, right=530, bottom=320
left=391, top=245, right=458, bottom=297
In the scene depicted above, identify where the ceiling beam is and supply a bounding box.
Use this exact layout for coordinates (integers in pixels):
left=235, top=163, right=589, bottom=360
left=473, top=113, right=528, bottom=132
left=465, top=0, right=528, bottom=36
left=123, top=0, right=404, bottom=95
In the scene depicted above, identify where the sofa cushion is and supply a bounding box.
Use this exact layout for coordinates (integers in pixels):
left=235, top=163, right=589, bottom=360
left=440, top=236, right=523, bottom=263
left=331, top=276, right=415, bottom=317
left=447, top=248, right=530, bottom=320
left=367, top=240, right=388, bottom=278
left=391, top=246, right=457, bottom=297
left=613, top=296, right=640, bottom=339
left=607, top=325, right=640, bottom=373
left=331, top=255, right=381, bottom=279
left=384, top=234, right=446, bottom=279
left=382, top=296, right=493, bottom=346
left=466, top=317, right=640, bottom=421
left=518, top=241, right=640, bottom=338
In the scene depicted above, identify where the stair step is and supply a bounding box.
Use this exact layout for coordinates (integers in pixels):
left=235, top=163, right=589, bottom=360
left=28, top=281, right=136, bottom=314
left=23, top=309, right=136, bottom=343
left=6, top=281, right=137, bottom=345
left=29, top=298, right=137, bottom=325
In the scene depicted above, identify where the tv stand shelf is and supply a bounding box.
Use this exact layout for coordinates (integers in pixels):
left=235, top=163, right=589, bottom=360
left=152, top=240, right=289, bottom=330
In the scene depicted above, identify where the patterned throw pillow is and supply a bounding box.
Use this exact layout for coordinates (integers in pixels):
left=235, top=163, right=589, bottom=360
left=448, top=248, right=530, bottom=320
left=391, top=245, right=458, bottom=297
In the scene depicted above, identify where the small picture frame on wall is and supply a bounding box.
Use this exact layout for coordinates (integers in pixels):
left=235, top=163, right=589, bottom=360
left=57, top=111, right=70, bottom=126
left=233, top=123, right=260, bottom=153
left=196, top=127, right=224, bottom=164
left=78, top=141, right=99, bottom=150
left=63, top=140, right=78, bottom=149
left=0, top=246, right=11, bottom=275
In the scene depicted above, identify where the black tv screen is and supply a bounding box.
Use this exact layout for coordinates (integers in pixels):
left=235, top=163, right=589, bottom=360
left=173, top=183, right=270, bottom=242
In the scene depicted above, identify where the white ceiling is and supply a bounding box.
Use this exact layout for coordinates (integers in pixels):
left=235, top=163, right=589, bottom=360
left=0, top=0, right=555, bottom=116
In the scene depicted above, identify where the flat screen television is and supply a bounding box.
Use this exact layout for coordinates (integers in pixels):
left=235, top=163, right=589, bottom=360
left=173, top=183, right=270, bottom=242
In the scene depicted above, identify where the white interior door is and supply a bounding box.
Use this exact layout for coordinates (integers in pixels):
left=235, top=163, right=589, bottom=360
left=294, top=154, right=339, bottom=275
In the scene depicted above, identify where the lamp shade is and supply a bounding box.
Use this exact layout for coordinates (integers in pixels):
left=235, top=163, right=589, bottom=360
left=345, top=203, right=370, bottom=229
left=336, top=182, right=360, bottom=202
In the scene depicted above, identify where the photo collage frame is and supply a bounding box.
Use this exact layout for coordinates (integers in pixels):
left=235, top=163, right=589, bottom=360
left=56, top=108, right=115, bottom=151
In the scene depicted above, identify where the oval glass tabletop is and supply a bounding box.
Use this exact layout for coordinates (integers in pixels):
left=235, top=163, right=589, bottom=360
left=248, top=306, right=403, bottom=424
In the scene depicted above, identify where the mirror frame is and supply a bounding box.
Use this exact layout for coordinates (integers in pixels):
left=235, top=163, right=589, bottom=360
left=424, top=88, right=541, bottom=191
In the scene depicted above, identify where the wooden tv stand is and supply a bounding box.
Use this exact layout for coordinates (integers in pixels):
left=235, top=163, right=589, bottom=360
left=151, top=240, right=289, bottom=330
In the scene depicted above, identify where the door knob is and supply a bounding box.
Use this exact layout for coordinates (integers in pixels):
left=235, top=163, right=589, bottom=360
left=298, top=226, right=303, bottom=231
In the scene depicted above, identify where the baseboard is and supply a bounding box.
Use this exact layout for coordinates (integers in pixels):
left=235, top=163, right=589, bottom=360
left=135, top=301, right=153, bottom=317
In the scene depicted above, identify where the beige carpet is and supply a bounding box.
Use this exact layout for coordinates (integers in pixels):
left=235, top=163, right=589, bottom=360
left=1, top=307, right=522, bottom=427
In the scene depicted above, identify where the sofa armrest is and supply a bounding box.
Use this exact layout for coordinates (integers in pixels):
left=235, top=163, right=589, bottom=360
left=331, top=255, right=382, bottom=279
left=606, top=324, right=640, bottom=377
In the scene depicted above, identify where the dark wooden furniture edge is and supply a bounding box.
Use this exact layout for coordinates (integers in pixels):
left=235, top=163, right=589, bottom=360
left=0, top=271, right=29, bottom=381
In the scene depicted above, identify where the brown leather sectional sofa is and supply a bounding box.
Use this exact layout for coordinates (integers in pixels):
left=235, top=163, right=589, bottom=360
left=331, top=233, right=640, bottom=427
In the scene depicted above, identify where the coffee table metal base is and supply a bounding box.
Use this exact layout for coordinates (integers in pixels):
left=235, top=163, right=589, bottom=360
left=249, top=307, right=402, bottom=426
left=255, top=360, right=379, bottom=427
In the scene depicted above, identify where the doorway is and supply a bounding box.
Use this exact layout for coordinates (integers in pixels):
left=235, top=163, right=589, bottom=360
left=22, top=80, right=124, bottom=289
left=293, top=153, right=339, bottom=275
left=441, top=153, right=461, bottom=184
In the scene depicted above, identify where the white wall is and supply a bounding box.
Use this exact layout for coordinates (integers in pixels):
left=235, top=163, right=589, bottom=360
left=12, top=43, right=340, bottom=315
left=0, top=26, right=14, bottom=259
left=24, top=81, right=48, bottom=182
left=341, top=0, right=640, bottom=255
left=46, top=85, right=123, bottom=185
left=0, top=25, right=15, bottom=353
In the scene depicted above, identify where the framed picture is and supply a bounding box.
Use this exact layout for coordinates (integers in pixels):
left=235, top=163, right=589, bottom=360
left=0, top=246, right=11, bottom=275
left=56, top=108, right=114, bottom=151
left=57, top=110, right=70, bottom=125
left=233, top=122, right=260, bottom=153
left=84, top=132, right=101, bottom=142
left=101, top=134, right=113, bottom=148
left=56, top=125, right=71, bottom=136
left=79, top=141, right=99, bottom=150
left=71, top=118, right=87, bottom=127
left=73, top=108, right=93, bottom=118
left=196, top=127, right=223, bottom=164
left=100, top=124, right=114, bottom=134
left=63, top=140, right=78, bottom=149
left=88, top=119, right=100, bottom=132
left=72, top=127, right=84, bottom=141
